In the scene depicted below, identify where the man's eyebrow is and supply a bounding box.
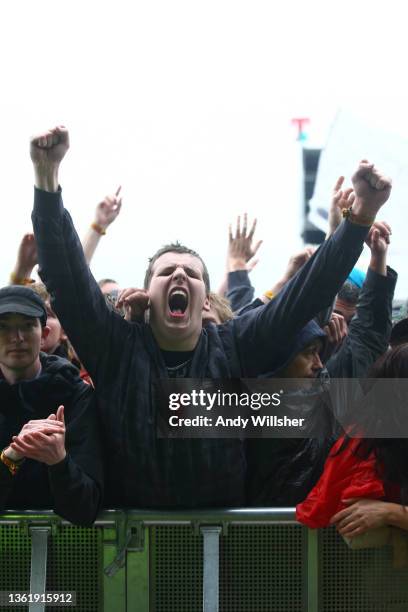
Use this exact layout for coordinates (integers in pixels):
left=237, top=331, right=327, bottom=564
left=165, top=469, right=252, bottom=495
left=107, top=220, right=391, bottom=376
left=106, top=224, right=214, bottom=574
left=155, top=264, right=177, bottom=273
left=184, top=265, right=201, bottom=274
left=155, top=263, right=201, bottom=274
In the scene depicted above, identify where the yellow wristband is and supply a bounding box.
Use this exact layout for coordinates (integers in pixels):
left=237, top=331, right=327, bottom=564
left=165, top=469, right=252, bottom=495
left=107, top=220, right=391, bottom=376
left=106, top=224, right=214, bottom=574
left=9, top=273, right=35, bottom=286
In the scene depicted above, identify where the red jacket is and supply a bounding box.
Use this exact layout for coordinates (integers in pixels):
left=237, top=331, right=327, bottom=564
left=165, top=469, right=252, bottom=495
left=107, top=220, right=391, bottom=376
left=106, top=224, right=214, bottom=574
left=296, top=436, right=385, bottom=528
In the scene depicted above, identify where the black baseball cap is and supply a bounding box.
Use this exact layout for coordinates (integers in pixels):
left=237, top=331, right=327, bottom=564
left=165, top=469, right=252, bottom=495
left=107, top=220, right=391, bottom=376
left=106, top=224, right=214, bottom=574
left=0, top=285, right=47, bottom=327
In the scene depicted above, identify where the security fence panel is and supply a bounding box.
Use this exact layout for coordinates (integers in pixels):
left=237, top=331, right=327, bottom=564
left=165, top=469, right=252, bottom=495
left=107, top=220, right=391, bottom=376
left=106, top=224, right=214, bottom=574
left=320, top=526, right=408, bottom=612
left=1, top=511, right=408, bottom=612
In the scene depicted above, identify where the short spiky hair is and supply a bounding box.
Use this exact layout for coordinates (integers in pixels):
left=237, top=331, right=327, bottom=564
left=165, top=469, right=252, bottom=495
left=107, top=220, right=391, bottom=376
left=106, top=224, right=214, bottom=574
left=144, top=242, right=210, bottom=293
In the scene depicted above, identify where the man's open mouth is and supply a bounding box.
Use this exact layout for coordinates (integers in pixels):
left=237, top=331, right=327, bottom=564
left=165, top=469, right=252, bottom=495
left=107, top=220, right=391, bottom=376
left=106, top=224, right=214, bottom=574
left=168, top=289, right=189, bottom=318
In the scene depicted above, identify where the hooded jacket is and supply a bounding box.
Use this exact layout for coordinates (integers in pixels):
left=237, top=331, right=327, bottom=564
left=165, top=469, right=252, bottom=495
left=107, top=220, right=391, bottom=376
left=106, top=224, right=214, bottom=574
left=32, top=187, right=369, bottom=508
left=0, top=353, right=103, bottom=525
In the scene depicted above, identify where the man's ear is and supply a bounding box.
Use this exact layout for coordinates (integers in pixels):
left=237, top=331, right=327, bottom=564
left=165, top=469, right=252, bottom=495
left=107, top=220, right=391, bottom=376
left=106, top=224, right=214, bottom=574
left=202, top=296, right=211, bottom=312
left=40, top=325, right=50, bottom=347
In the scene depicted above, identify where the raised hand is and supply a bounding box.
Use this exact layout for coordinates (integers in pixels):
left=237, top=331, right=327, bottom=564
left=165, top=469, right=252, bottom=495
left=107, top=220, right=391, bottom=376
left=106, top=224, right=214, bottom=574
left=11, top=233, right=38, bottom=282
left=327, top=176, right=355, bottom=236
left=351, top=161, right=392, bottom=223
left=365, top=220, right=391, bottom=256
left=30, top=126, right=70, bottom=192
left=10, top=405, right=66, bottom=466
left=323, top=312, right=348, bottom=346
left=228, top=213, right=262, bottom=272
left=30, top=126, right=70, bottom=167
left=283, top=246, right=315, bottom=281
left=94, top=186, right=123, bottom=230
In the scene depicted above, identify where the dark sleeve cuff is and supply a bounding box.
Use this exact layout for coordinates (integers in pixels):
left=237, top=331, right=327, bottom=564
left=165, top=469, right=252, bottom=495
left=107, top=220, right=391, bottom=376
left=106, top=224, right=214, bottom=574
left=33, top=186, right=64, bottom=219
left=0, top=460, right=13, bottom=483
left=334, top=218, right=371, bottom=245
left=364, top=265, right=398, bottom=292
left=48, top=454, right=70, bottom=476
left=228, top=270, right=251, bottom=290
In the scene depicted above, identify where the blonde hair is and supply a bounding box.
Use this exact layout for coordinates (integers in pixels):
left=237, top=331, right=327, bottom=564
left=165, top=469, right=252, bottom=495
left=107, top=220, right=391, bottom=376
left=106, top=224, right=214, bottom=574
left=30, top=282, right=50, bottom=302
left=209, top=292, right=233, bottom=323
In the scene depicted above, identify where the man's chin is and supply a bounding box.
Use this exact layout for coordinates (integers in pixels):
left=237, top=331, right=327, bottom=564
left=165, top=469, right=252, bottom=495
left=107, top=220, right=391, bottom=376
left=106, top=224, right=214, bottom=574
left=151, top=318, right=202, bottom=349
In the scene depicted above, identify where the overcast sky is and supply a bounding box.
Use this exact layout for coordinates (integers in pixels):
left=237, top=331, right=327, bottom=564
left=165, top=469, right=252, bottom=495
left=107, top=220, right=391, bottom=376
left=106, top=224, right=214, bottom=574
left=1, top=0, right=407, bottom=297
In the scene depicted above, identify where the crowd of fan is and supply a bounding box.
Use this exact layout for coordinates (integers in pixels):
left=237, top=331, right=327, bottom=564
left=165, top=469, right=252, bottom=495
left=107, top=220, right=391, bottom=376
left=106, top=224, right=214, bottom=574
left=0, top=126, right=407, bottom=549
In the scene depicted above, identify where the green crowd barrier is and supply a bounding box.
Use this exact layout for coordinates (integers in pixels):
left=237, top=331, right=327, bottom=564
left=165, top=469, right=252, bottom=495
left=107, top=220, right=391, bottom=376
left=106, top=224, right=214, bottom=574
left=0, top=509, right=408, bottom=611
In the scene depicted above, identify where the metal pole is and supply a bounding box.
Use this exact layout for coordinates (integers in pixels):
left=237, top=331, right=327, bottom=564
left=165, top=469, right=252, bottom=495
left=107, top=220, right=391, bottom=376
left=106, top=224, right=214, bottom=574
left=306, top=528, right=319, bottom=612
left=201, top=526, right=221, bottom=612
left=29, top=527, right=51, bottom=612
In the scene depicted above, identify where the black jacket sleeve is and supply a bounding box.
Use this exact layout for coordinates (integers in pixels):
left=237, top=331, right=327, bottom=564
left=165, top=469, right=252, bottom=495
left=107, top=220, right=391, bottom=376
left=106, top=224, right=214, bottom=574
left=226, top=270, right=255, bottom=312
left=327, top=266, right=397, bottom=379
left=32, top=187, right=134, bottom=383
left=48, top=388, right=104, bottom=526
left=232, top=220, right=369, bottom=375
left=0, top=462, right=14, bottom=510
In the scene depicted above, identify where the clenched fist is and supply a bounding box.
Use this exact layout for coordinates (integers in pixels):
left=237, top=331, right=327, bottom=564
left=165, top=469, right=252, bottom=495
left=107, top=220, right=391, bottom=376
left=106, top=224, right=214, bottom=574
left=30, top=125, right=70, bottom=167
left=351, top=160, right=392, bottom=223
left=31, top=126, right=70, bottom=192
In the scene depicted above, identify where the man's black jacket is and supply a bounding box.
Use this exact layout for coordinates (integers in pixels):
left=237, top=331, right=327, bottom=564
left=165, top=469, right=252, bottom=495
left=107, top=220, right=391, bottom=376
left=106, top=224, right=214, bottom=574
left=0, top=353, right=103, bottom=525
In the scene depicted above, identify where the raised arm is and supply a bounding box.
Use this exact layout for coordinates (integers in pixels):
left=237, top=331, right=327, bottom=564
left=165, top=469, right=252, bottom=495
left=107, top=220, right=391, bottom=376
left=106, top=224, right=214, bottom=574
left=232, top=247, right=315, bottom=317
left=81, top=187, right=122, bottom=264
left=326, top=175, right=355, bottom=239
left=327, top=220, right=396, bottom=379
left=221, top=214, right=261, bottom=309
left=262, top=247, right=315, bottom=302
left=30, top=126, right=130, bottom=380
left=9, top=233, right=38, bottom=285
left=233, top=161, right=393, bottom=375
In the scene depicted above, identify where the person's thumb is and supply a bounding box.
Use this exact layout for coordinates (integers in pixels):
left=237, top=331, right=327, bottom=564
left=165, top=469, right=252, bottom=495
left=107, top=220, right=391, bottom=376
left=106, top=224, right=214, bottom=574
left=56, top=405, right=65, bottom=424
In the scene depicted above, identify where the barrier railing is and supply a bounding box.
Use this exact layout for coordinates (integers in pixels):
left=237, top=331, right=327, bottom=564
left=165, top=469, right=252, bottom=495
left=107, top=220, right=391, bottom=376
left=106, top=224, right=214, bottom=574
left=0, top=508, right=407, bottom=611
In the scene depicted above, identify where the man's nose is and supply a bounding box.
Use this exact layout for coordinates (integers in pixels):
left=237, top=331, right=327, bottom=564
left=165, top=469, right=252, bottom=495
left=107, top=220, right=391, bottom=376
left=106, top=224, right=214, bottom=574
left=10, top=327, right=24, bottom=342
left=314, top=353, right=323, bottom=370
left=172, top=267, right=187, bottom=282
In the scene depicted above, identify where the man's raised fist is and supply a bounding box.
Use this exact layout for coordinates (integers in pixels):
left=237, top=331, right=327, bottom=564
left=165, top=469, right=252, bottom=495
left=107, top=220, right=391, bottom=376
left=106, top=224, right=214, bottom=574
left=30, top=126, right=70, bottom=166
left=351, top=160, right=392, bottom=217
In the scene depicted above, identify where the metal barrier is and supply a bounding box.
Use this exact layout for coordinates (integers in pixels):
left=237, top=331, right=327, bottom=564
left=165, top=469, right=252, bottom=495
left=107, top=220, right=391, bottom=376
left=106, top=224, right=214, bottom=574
left=1, top=509, right=408, bottom=611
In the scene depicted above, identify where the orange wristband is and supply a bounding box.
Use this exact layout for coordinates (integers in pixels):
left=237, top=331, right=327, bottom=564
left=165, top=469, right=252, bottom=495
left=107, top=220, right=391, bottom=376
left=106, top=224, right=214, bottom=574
left=91, top=223, right=106, bottom=236
left=0, top=448, right=25, bottom=476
